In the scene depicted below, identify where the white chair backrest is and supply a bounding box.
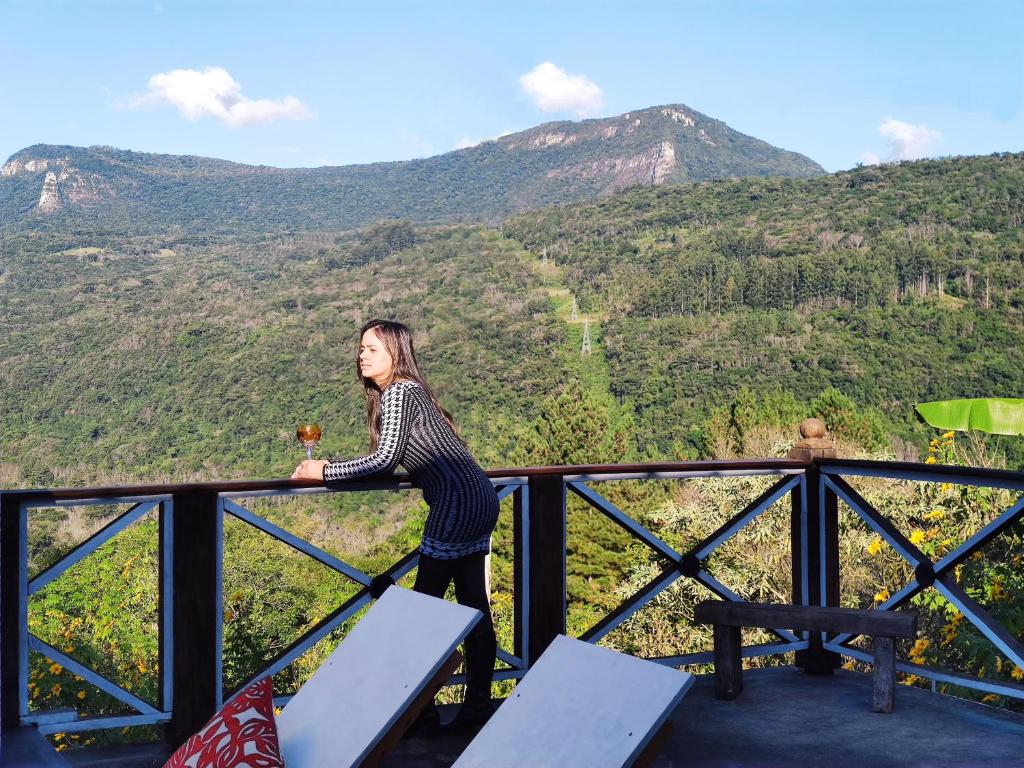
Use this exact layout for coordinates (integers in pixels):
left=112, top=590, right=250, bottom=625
left=277, top=586, right=481, bottom=768
left=453, top=635, right=693, bottom=768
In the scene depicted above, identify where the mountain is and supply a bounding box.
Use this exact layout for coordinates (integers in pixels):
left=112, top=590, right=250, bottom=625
left=0, top=104, right=824, bottom=234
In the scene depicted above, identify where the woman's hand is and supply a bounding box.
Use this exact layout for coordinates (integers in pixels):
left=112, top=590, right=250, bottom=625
left=291, top=459, right=329, bottom=480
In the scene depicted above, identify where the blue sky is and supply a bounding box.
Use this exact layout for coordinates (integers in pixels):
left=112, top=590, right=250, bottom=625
left=1, top=0, right=1021, bottom=173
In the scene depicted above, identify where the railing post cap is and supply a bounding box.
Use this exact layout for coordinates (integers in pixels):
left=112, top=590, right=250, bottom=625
left=789, top=419, right=836, bottom=461
left=800, top=418, right=826, bottom=439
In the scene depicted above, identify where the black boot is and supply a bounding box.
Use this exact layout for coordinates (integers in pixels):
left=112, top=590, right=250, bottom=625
left=439, top=693, right=495, bottom=735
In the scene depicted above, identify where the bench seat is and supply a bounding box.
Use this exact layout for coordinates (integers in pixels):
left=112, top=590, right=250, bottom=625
left=694, top=601, right=917, bottom=713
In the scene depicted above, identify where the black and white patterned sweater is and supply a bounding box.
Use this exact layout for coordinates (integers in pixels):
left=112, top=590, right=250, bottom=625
left=323, top=380, right=499, bottom=559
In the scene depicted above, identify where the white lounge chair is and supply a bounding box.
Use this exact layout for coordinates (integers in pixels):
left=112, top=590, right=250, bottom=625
left=276, top=585, right=481, bottom=768
left=453, top=635, right=693, bottom=768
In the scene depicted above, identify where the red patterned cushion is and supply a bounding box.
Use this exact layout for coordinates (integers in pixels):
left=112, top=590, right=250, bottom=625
left=163, top=677, right=284, bottom=768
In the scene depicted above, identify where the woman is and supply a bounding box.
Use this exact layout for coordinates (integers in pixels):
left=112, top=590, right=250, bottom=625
left=292, top=319, right=499, bottom=733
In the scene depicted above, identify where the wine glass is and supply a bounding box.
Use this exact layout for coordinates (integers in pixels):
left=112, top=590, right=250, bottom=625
left=296, top=423, right=322, bottom=460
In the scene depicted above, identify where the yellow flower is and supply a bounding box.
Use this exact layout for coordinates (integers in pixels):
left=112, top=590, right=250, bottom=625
left=910, top=638, right=930, bottom=656
left=49, top=663, right=63, bottom=675
left=942, top=431, right=955, bottom=439
left=988, top=580, right=1007, bottom=602
left=925, top=456, right=937, bottom=465
left=909, top=529, right=925, bottom=546
left=137, top=661, right=147, bottom=674
left=51, top=683, right=61, bottom=696
left=982, top=694, right=999, bottom=703
left=1012, top=666, right=1024, bottom=681
left=873, top=588, right=890, bottom=603
left=924, top=509, right=945, bottom=521
left=77, top=690, right=86, bottom=700
left=940, top=483, right=952, bottom=492
left=941, top=613, right=964, bottom=647
left=866, top=536, right=883, bottom=556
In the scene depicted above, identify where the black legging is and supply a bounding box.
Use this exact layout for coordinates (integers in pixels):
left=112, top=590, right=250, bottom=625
left=413, top=552, right=496, bottom=702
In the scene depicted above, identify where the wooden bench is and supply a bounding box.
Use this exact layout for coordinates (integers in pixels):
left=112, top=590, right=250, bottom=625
left=694, top=601, right=917, bottom=713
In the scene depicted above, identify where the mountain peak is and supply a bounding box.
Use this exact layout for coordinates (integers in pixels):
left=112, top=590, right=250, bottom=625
left=1, top=104, right=825, bottom=233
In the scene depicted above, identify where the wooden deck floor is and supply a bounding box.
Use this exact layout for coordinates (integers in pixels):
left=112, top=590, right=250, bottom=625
left=384, top=667, right=1024, bottom=768
left=50, top=667, right=1024, bottom=767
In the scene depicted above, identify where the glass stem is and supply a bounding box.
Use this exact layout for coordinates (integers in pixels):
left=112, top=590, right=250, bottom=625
left=306, top=445, right=313, bottom=460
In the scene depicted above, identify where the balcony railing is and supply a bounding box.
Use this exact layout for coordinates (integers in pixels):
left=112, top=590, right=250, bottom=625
left=2, top=457, right=1023, bottom=749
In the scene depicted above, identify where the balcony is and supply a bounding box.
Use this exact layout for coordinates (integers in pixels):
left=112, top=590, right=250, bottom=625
left=2, top=455, right=1023, bottom=766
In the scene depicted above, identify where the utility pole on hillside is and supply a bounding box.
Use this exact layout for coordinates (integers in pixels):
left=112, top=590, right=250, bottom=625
left=570, top=296, right=579, bottom=322
left=581, top=318, right=592, bottom=357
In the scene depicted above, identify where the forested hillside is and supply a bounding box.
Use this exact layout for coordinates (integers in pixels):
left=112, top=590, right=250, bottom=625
left=0, top=226, right=562, bottom=488
left=506, top=152, right=1024, bottom=462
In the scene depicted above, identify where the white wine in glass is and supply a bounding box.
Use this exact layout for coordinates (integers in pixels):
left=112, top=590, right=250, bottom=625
left=296, top=423, right=322, bottom=459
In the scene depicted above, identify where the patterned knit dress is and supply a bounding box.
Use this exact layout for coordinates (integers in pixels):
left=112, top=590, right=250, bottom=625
left=323, top=380, right=499, bottom=559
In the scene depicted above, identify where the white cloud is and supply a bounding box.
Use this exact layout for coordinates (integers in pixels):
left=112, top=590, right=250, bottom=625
left=878, top=117, right=940, bottom=161
left=132, top=67, right=312, bottom=128
left=519, top=62, right=603, bottom=117
left=859, top=150, right=881, bottom=166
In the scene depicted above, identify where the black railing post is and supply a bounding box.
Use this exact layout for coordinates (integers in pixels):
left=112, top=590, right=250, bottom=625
left=513, top=486, right=526, bottom=666
left=524, top=475, right=566, bottom=666
left=789, top=420, right=841, bottom=674
left=167, top=490, right=221, bottom=746
left=1, top=493, right=26, bottom=730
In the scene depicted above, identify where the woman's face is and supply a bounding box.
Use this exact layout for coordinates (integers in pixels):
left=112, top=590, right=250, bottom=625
left=359, top=327, right=395, bottom=387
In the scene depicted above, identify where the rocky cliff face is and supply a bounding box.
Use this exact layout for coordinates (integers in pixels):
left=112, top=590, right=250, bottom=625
left=36, top=171, right=62, bottom=212
left=545, top=140, right=677, bottom=192
left=1, top=157, right=54, bottom=176
left=2, top=155, right=113, bottom=214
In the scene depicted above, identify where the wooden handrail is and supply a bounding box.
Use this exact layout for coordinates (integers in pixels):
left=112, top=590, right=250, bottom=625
left=12, top=456, right=1023, bottom=502
left=817, top=457, right=1024, bottom=486
left=0, top=459, right=811, bottom=501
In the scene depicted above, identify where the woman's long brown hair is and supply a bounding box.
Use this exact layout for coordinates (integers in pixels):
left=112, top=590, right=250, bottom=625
left=357, top=319, right=459, bottom=450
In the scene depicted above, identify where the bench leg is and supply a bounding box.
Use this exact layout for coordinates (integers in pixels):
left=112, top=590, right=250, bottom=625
left=872, top=636, right=895, bottom=713
left=713, top=624, right=742, bottom=700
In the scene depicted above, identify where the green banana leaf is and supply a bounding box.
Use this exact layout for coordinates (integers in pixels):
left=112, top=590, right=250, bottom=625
left=915, top=398, right=1024, bottom=436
